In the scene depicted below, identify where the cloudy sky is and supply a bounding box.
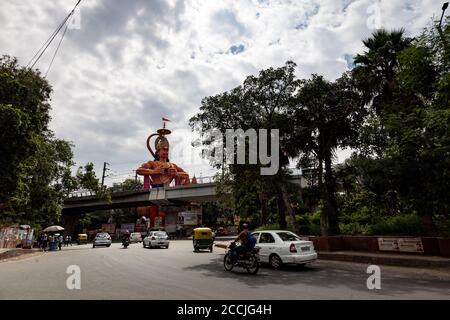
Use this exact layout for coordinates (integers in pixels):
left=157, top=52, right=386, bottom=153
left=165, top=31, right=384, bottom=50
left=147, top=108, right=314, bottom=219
left=0, top=0, right=444, bottom=185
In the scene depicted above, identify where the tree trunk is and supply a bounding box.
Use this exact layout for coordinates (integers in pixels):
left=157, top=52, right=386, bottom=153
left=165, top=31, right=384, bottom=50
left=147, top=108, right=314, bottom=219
left=419, top=202, right=434, bottom=235
left=277, top=181, right=300, bottom=234
left=323, top=150, right=340, bottom=235
left=259, top=191, right=268, bottom=226
left=317, top=155, right=329, bottom=236
left=277, top=193, right=287, bottom=230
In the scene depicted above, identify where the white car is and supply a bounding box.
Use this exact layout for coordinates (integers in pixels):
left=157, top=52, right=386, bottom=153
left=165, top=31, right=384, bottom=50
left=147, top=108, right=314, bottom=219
left=251, top=230, right=317, bottom=269
left=130, top=232, right=143, bottom=243
left=143, top=231, right=169, bottom=249
left=92, top=232, right=112, bottom=248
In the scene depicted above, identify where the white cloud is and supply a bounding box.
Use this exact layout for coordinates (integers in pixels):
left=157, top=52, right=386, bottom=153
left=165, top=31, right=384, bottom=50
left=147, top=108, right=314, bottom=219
left=0, top=0, right=443, bottom=184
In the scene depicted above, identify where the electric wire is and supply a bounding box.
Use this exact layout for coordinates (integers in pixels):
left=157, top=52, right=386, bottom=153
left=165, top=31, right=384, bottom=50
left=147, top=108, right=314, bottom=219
left=26, top=0, right=82, bottom=70
left=44, top=14, right=73, bottom=77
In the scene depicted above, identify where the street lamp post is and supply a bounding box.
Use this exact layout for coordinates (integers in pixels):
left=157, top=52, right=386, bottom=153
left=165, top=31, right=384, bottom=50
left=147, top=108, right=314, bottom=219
left=440, top=2, right=449, bottom=28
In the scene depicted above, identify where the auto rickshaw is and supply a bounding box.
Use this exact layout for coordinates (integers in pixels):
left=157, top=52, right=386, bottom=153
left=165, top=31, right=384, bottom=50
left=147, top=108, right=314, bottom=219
left=193, top=227, right=214, bottom=252
left=77, top=233, right=88, bottom=245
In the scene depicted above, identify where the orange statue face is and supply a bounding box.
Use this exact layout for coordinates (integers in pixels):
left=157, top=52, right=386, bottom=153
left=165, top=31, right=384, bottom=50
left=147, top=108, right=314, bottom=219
left=159, top=147, right=169, bottom=161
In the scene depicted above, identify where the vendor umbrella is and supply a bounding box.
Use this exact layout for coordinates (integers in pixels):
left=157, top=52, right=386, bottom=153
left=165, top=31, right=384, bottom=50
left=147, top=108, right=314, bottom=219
left=42, top=225, right=64, bottom=233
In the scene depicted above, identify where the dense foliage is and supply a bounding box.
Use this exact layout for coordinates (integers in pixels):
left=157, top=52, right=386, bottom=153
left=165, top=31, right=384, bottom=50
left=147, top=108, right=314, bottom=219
left=191, top=17, right=450, bottom=236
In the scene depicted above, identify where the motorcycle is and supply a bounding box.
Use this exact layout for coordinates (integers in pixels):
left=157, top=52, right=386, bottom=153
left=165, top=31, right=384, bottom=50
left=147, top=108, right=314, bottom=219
left=122, top=239, right=130, bottom=249
left=223, top=242, right=260, bottom=275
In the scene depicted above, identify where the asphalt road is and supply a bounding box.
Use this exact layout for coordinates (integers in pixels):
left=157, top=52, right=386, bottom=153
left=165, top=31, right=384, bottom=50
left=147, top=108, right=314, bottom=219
left=0, top=241, right=449, bottom=299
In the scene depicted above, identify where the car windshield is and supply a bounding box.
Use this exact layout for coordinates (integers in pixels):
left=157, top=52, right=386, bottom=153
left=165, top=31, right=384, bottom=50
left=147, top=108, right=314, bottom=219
left=96, top=233, right=108, bottom=238
left=155, top=232, right=167, bottom=237
left=276, top=232, right=301, bottom=242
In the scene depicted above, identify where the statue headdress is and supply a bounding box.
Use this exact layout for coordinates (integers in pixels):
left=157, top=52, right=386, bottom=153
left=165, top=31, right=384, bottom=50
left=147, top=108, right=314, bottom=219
left=146, top=119, right=171, bottom=160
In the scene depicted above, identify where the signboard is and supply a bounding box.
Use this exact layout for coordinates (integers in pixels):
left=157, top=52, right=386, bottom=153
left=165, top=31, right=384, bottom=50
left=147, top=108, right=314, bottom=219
left=378, top=237, right=424, bottom=253
left=120, top=223, right=135, bottom=233
left=179, top=212, right=199, bottom=226
left=101, top=224, right=115, bottom=234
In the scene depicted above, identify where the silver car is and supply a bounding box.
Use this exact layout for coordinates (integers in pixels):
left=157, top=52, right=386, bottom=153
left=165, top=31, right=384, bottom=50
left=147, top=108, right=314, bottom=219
left=93, top=232, right=112, bottom=248
left=143, top=231, right=169, bottom=249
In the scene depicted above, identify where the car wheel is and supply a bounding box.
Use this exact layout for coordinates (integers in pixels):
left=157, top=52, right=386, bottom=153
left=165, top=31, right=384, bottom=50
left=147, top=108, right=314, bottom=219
left=143, top=242, right=146, bottom=248
left=107, top=244, right=111, bottom=247
left=92, top=245, right=95, bottom=248
left=209, top=246, right=213, bottom=253
left=269, top=254, right=283, bottom=270
left=166, top=245, right=169, bottom=249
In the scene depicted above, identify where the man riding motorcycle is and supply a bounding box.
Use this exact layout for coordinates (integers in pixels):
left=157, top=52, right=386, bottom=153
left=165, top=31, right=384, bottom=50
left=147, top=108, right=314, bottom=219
left=122, top=230, right=131, bottom=246
left=230, top=223, right=256, bottom=262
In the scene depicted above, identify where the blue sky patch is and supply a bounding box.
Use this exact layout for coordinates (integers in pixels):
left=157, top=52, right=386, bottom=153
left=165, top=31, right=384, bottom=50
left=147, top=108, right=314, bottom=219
left=229, top=44, right=245, bottom=55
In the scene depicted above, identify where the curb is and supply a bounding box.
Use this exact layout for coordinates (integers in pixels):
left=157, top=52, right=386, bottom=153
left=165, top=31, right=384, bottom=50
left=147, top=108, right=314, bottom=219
left=318, top=252, right=450, bottom=268
left=214, top=242, right=450, bottom=269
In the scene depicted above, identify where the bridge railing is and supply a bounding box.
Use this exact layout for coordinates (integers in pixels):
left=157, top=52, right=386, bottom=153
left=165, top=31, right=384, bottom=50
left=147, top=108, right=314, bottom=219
left=67, top=176, right=215, bottom=199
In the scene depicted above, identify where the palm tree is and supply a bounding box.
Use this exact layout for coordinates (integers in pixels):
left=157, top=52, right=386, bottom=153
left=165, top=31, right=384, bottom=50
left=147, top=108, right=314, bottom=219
left=353, top=28, right=412, bottom=110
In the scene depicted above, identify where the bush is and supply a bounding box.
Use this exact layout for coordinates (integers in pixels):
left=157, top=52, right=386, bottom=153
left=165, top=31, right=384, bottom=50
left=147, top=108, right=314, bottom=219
left=369, top=213, right=424, bottom=236
left=254, top=223, right=279, bottom=231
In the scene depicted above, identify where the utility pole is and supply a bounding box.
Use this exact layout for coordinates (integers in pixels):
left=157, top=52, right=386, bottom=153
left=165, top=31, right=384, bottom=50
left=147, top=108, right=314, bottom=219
left=438, top=2, right=449, bottom=65
left=440, top=2, right=449, bottom=28
left=101, top=162, right=109, bottom=188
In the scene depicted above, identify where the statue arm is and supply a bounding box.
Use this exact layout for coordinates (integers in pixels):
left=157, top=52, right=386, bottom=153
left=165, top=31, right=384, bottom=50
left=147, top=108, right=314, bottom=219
left=136, top=161, right=162, bottom=176
left=174, top=164, right=189, bottom=178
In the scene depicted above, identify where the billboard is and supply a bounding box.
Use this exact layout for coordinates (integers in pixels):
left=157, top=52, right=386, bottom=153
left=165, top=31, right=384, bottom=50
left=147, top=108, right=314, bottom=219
left=120, top=223, right=135, bottom=233
left=179, top=212, right=199, bottom=226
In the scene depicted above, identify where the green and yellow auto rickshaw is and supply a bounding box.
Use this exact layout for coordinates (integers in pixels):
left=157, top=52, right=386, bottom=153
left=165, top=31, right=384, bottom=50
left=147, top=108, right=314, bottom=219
left=77, top=233, right=88, bottom=245
left=193, top=227, right=214, bottom=252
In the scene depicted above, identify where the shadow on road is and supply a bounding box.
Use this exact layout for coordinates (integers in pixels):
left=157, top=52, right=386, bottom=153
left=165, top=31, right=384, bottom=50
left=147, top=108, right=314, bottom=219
left=183, top=256, right=450, bottom=297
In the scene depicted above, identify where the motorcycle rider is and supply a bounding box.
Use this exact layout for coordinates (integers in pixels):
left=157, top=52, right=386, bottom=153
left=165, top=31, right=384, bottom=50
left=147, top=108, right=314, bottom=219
left=230, top=223, right=256, bottom=262
left=122, top=230, right=131, bottom=246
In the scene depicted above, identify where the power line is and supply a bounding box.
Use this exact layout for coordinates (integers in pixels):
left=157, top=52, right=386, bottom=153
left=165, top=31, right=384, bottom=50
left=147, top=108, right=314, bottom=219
left=27, top=0, right=82, bottom=70
left=44, top=14, right=72, bottom=77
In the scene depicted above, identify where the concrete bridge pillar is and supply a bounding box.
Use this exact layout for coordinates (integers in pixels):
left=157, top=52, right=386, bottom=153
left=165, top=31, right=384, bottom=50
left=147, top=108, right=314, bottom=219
left=61, top=212, right=78, bottom=238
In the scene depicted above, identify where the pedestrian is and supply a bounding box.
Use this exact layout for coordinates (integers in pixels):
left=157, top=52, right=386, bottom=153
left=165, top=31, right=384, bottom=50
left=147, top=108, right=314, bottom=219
left=41, top=233, right=48, bottom=252
left=49, top=235, right=54, bottom=251
left=68, top=235, right=72, bottom=246
left=58, top=235, right=63, bottom=251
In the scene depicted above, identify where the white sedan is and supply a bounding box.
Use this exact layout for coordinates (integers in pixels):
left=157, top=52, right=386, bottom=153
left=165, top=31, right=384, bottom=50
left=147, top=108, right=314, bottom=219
left=143, top=231, right=170, bottom=249
left=251, top=230, right=317, bottom=269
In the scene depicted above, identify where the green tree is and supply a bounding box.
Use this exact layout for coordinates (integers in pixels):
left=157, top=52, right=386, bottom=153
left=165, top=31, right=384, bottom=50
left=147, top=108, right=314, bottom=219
left=286, top=73, right=364, bottom=235
left=0, top=55, right=75, bottom=228
left=190, top=62, right=301, bottom=233
left=351, top=19, right=450, bottom=232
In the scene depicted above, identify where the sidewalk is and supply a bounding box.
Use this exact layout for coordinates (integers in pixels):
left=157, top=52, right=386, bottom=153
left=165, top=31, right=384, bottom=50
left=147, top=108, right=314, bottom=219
left=0, top=248, right=41, bottom=262
left=214, top=241, right=450, bottom=269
